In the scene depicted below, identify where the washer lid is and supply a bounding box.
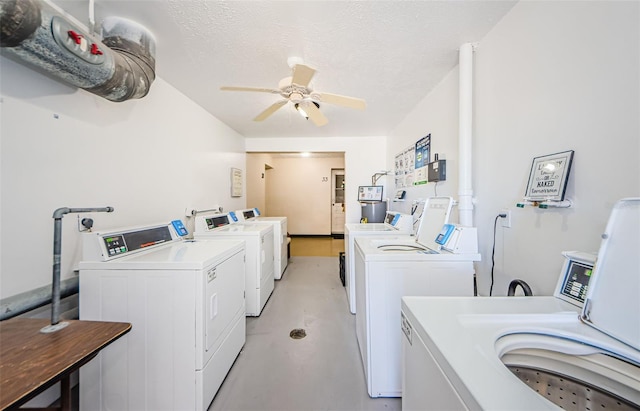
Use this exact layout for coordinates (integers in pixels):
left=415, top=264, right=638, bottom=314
left=415, top=197, right=454, bottom=251
left=582, top=198, right=640, bottom=351
left=354, top=224, right=394, bottom=232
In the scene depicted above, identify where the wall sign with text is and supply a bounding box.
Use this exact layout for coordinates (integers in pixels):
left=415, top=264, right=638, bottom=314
left=394, top=145, right=415, bottom=188
left=231, top=167, right=243, bottom=197
left=524, top=150, right=574, bottom=201
left=413, top=134, right=431, bottom=186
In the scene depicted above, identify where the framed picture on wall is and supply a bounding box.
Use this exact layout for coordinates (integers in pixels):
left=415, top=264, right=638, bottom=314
left=231, top=167, right=243, bottom=197
left=524, top=150, right=574, bottom=201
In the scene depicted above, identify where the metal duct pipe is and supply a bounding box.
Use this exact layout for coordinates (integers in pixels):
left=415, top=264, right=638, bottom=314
left=42, top=206, right=113, bottom=333
left=458, top=43, right=474, bottom=227
left=0, top=277, right=78, bottom=321
left=0, top=0, right=155, bottom=102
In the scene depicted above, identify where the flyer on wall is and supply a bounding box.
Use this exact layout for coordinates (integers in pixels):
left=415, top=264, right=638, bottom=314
left=414, top=134, right=430, bottom=185
left=395, top=145, right=415, bottom=188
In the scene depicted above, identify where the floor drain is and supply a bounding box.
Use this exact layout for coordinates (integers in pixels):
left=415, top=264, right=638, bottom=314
left=290, top=328, right=306, bottom=339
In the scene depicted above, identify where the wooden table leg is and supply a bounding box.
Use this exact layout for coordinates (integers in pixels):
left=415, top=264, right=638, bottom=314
left=16, top=377, right=71, bottom=410
left=60, top=376, right=71, bottom=411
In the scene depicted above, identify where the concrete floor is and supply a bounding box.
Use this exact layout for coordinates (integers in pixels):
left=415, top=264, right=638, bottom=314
left=208, top=256, right=401, bottom=411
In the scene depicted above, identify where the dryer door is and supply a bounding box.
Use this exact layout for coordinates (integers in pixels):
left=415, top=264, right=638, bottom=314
left=205, top=251, right=245, bottom=360
left=260, top=231, right=275, bottom=281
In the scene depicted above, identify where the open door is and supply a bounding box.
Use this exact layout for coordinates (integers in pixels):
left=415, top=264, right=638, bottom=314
left=331, top=169, right=345, bottom=236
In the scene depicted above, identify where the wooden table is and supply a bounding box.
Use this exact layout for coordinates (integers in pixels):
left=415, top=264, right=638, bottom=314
left=0, top=318, right=131, bottom=411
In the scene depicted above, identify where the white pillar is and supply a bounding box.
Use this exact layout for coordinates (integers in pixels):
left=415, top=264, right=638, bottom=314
left=458, top=43, right=474, bottom=227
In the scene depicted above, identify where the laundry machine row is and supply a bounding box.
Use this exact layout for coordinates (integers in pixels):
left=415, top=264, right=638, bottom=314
left=401, top=198, right=640, bottom=410
left=79, top=220, right=246, bottom=410
left=193, top=211, right=274, bottom=317
left=232, top=207, right=288, bottom=279
left=354, top=197, right=481, bottom=398
left=344, top=210, right=415, bottom=314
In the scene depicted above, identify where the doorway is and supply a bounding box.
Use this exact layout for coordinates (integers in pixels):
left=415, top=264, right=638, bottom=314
left=246, top=152, right=345, bottom=235
left=331, top=169, right=345, bottom=236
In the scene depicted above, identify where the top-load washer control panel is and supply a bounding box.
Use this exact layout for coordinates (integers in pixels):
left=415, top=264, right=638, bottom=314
left=554, top=251, right=597, bottom=307
left=384, top=211, right=414, bottom=233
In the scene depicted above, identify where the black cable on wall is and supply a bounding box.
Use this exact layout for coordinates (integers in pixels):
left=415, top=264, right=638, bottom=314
left=490, top=212, right=507, bottom=296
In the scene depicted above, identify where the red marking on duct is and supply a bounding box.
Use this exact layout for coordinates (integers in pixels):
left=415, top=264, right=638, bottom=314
left=67, top=30, right=83, bottom=45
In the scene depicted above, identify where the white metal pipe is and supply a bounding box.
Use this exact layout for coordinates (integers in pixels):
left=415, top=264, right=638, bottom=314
left=458, top=43, right=474, bottom=227
left=88, top=0, right=95, bottom=33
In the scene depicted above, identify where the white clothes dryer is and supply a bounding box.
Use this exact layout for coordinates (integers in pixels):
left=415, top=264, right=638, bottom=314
left=401, top=198, right=640, bottom=410
left=79, top=221, right=246, bottom=411
left=353, top=197, right=481, bottom=398
left=344, top=210, right=414, bottom=314
left=194, top=213, right=274, bottom=317
left=233, top=208, right=288, bottom=279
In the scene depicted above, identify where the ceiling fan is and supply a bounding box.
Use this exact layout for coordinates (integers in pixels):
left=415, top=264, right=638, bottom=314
left=220, top=58, right=366, bottom=127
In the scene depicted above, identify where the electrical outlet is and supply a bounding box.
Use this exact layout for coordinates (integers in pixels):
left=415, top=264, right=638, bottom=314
left=501, top=209, right=511, bottom=228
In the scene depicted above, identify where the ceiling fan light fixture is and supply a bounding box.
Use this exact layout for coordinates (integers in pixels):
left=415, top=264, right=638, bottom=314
left=295, top=102, right=320, bottom=120
left=221, top=60, right=365, bottom=126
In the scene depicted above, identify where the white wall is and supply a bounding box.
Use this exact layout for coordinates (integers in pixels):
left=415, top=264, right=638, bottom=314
left=387, top=1, right=639, bottom=296
left=386, top=68, right=461, bottom=220
left=262, top=156, right=344, bottom=235
left=246, top=137, right=388, bottom=226
left=246, top=153, right=274, bottom=213
left=0, top=57, right=246, bottom=299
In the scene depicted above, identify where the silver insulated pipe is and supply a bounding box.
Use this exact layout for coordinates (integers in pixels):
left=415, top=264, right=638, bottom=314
left=0, top=0, right=156, bottom=101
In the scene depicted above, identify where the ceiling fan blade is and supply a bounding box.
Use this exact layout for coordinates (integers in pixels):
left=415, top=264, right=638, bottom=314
left=301, top=101, right=328, bottom=127
left=221, top=86, right=281, bottom=94
left=254, top=100, right=288, bottom=121
left=314, top=92, right=366, bottom=110
left=291, top=64, right=316, bottom=87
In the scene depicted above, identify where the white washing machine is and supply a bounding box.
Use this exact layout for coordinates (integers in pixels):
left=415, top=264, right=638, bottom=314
left=354, top=197, right=481, bottom=398
left=344, top=210, right=415, bottom=314
left=79, top=221, right=246, bottom=411
left=401, top=198, right=640, bottom=410
left=194, top=212, right=274, bottom=316
left=233, top=208, right=288, bottom=279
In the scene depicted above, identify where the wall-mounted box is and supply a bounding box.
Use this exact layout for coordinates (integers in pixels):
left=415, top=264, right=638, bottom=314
left=428, top=160, right=446, bottom=182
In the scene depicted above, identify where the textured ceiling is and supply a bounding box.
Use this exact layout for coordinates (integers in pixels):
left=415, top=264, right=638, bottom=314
left=55, top=0, right=517, bottom=138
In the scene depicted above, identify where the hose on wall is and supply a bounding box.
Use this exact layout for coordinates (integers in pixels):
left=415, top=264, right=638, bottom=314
left=507, top=279, right=533, bottom=297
